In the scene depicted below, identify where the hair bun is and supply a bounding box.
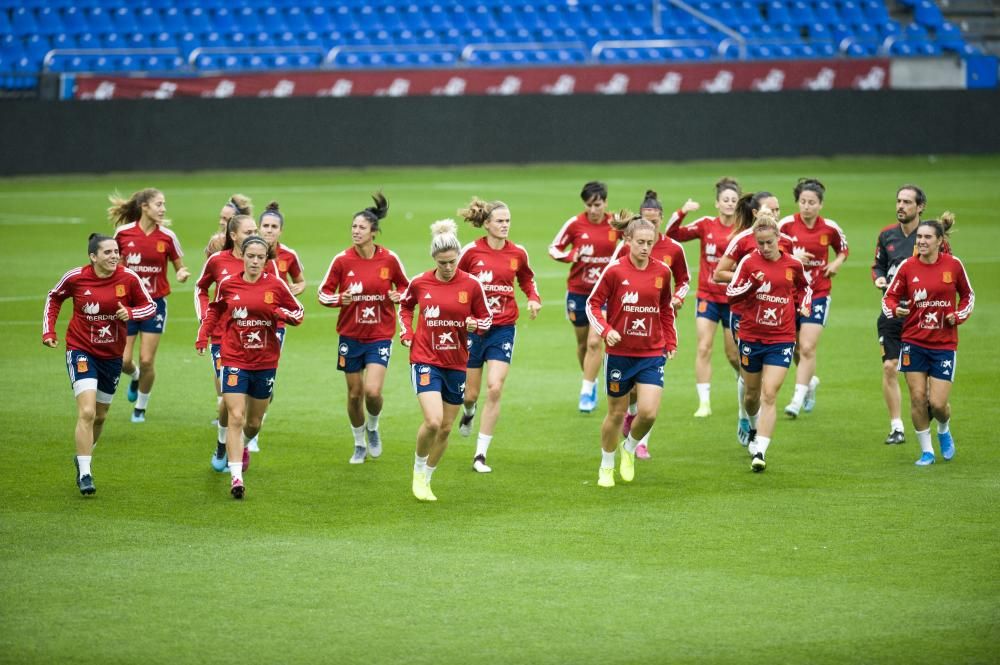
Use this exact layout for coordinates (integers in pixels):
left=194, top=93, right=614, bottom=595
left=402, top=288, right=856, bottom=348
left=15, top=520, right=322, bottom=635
left=431, top=219, right=457, bottom=236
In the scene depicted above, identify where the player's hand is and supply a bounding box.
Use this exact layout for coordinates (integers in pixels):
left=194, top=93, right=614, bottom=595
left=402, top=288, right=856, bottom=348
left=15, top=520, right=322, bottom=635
left=666, top=349, right=676, bottom=360
left=752, top=271, right=765, bottom=282
left=894, top=306, right=909, bottom=318
left=388, top=289, right=401, bottom=303
left=945, top=312, right=957, bottom=326
left=401, top=337, right=412, bottom=348
left=681, top=199, right=700, bottom=214
left=290, top=282, right=306, bottom=296
left=799, top=304, right=811, bottom=317
left=42, top=338, right=58, bottom=348
left=606, top=330, right=621, bottom=347
left=116, top=301, right=130, bottom=321
left=527, top=300, right=541, bottom=320
left=195, top=343, right=206, bottom=356
left=792, top=247, right=814, bottom=263
left=671, top=296, right=683, bottom=310
left=465, top=316, right=477, bottom=332
left=823, top=263, right=840, bottom=278
left=340, top=292, right=353, bottom=305
left=176, top=267, right=190, bottom=283
left=874, top=276, right=887, bottom=290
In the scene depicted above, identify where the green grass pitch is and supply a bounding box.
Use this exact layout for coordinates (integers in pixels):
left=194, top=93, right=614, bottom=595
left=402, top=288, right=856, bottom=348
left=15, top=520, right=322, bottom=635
left=1, top=155, right=998, bottom=664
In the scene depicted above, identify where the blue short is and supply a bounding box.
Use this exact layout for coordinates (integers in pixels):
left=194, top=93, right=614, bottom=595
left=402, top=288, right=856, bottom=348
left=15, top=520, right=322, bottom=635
left=127, top=297, right=166, bottom=335
left=66, top=349, right=122, bottom=402
left=468, top=325, right=516, bottom=368
left=221, top=366, right=277, bottom=399
left=729, top=312, right=742, bottom=343
left=798, top=296, right=830, bottom=327
left=605, top=354, right=665, bottom=397
left=210, top=343, right=223, bottom=381
left=899, top=343, right=957, bottom=382
left=566, top=292, right=591, bottom=328
left=337, top=336, right=391, bottom=373
left=696, top=298, right=731, bottom=329
left=411, top=363, right=466, bottom=405
left=739, top=340, right=795, bottom=373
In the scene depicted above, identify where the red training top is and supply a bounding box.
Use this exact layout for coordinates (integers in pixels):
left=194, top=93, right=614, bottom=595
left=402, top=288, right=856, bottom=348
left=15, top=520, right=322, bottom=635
left=778, top=213, right=849, bottom=299
left=727, top=250, right=812, bottom=345
left=458, top=236, right=541, bottom=327
left=721, top=228, right=794, bottom=318
left=882, top=253, right=974, bottom=351
left=611, top=234, right=691, bottom=305
left=548, top=212, right=620, bottom=295
left=113, top=222, right=184, bottom=299
left=664, top=209, right=733, bottom=303
left=318, top=245, right=409, bottom=341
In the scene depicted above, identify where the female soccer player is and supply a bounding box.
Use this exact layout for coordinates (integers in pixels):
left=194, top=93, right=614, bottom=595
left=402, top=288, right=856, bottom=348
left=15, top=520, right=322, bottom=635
left=665, top=177, right=741, bottom=417
left=616, top=190, right=690, bottom=459
left=258, top=201, right=306, bottom=299
left=43, top=233, right=156, bottom=495
left=778, top=178, right=849, bottom=417
left=398, top=220, right=492, bottom=501
left=108, top=188, right=189, bottom=423
left=196, top=235, right=304, bottom=499
left=318, top=193, right=408, bottom=464
left=587, top=211, right=677, bottom=488
left=195, top=214, right=259, bottom=472
left=727, top=208, right=812, bottom=472
left=548, top=181, right=619, bottom=413
left=882, top=215, right=973, bottom=466
left=456, top=197, right=542, bottom=473
left=206, top=194, right=252, bottom=257
left=714, top=191, right=784, bottom=445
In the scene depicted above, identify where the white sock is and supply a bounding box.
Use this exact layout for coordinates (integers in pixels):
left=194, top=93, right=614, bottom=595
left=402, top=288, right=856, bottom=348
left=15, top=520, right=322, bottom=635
left=351, top=425, right=366, bottom=447
left=366, top=411, right=380, bottom=431
left=916, top=428, right=933, bottom=454
left=475, top=433, right=492, bottom=458
left=790, top=383, right=808, bottom=407
left=696, top=383, right=710, bottom=404
left=601, top=449, right=616, bottom=468
left=627, top=402, right=638, bottom=416
left=414, top=454, right=428, bottom=473
left=217, top=425, right=227, bottom=445
left=216, top=395, right=222, bottom=407
left=890, top=418, right=905, bottom=433
left=737, top=376, right=747, bottom=419
left=937, top=419, right=950, bottom=435
left=136, top=391, right=151, bottom=410
left=581, top=379, right=596, bottom=396
left=639, top=429, right=651, bottom=446
left=425, top=465, right=436, bottom=483
left=755, top=435, right=771, bottom=454
left=808, top=375, right=820, bottom=390
left=129, top=367, right=140, bottom=381
left=463, top=403, right=476, bottom=417
left=77, top=455, right=92, bottom=478
left=749, top=412, right=759, bottom=429
left=228, top=461, right=243, bottom=482
left=623, top=434, right=638, bottom=454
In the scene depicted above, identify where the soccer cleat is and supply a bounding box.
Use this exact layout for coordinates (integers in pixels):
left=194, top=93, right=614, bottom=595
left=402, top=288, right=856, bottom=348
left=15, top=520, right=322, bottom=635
left=472, top=454, right=492, bottom=473
left=423, top=482, right=437, bottom=502
left=622, top=412, right=636, bottom=437
left=915, top=452, right=936, bottom=466
left=737, top=418, right=751, bottom=446
left=597, top=466, right=615, bottom=488
left=693, top=402, right=712, bottom=418
left=127, top=379, right=139, bottom=403
left=130, top=408, right=146, bottom=423
left=803, top=376, right=820, bottom=413
left=74, top=458, right=95, bottom=496
left=751, top=452, right=766, bottom=472
left=230, top=477, right=245, bottom=499
left=635, top=443, right=650, bottom=460
left=578, top=390, right=597, bottom=413
left=210, top=446, right=228, bottom=473
left=784, top=401, right=801, bottom=418
left=349, top=445, right=367, bottom=464
left=459, top=407, right=476, bottom=436
left=884, top=429, right=905, bottom=445
left=618, top=443, right=635, bottom=483
left=412, top=470, right=436, bottom=501
left=939, top=431, right=955, bottom=461
left=246, top=435, right=259, bottom=453
left=367, top=428, right=382, bottom=458
left=242, top=446, right=250, bottom=472
left=746, top=429, right=758, bottom=456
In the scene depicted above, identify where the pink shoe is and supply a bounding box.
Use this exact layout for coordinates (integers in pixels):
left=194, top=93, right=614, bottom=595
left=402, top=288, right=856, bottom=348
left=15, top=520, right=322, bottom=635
left=622, top=412, right=636, bottom=437
left=242, top=446, right=250, bottom=472
left=635, top=443, right=650, bottom=460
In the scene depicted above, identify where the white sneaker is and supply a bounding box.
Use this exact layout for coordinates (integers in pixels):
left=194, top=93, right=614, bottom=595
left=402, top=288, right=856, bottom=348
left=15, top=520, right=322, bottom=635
left=784, top=401, right=801, bottom=418
left=247, top=435, right=260, bottom=453
left=459, top=407, right=476, bottom=437
left=349, top=445, right=367, bottom=464
left=472, top=454, right=492, bottom=473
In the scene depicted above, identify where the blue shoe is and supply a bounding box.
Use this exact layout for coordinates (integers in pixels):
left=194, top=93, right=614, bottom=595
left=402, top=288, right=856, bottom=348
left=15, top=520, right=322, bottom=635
left=939, top=431, right=955, bottom=461
left=74, top=457, right=95, bottom=496
left=578, top=391, right=596, bottom=413
left=737, top=418, right=751, bottom=446
left=803, top=376, right=820, bottom=413
left=130, top=408, right=146, bottom=423
left=211, top=445, right=228, bottom=472
left=915, top=452, right=936, bottom=466
left=127, top=379, right=139, bottom=403
left=367, top=428, right=382, bottom=458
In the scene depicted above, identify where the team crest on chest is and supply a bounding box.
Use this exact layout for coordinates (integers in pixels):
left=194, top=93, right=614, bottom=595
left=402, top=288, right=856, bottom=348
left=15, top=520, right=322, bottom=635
left=510, top=259, right=519, bottom=270
left=820, top=234, right=829, bottom=246
left=458, top=291, right=468, bottom=304
left=655, top=276, right=664, bottom=289
left=785, top=268, right=794, bottom=281
left=264, top=291, right=274, bottom=304
left=279, top=260, right=288, bottom=272
left=608, top=230, right=616, bottom=242
left=942, top=271, right=952, bottom=284
left=156, top=241, right=167, bottom=253
left=380, top=267, right=390, bottom=279
left=663, top=255, right=672, bottom=265
left=115, top=284, right=126, bottom=297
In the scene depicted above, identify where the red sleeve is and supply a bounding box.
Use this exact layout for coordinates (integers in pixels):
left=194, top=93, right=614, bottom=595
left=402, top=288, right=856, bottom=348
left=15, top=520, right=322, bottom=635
left=726, top=255, right=757, bottom=305
left=516, top=248, right=541, bottom=303
left=393, top=255, right=409, bottom=291
left=670, top=245, right=690, bottom=302
left=317, top=257, right=342, bottom=308
left=953, top=259, right=974, bottom=325
left=397, top=280, right=417, bottom=343
left=197, top=285, right=225, bottom=349
left=548, top=218, right=575, bottom=263
left=194, top=256, right=216, bottom=321
left=795, top=262, right=812, bottom=315
left=471, top=278, right=492, bottom=331
left=42, top=270, right=73, bottom=342
left=275, top=279, right=304, bottom=326
left=586, top=265, right=614, bottom=338
left=882, top=260, right=908, bottom=317
left=664, top=210, right=700, bottom=241
left=658, top=271, right=676, bottom=353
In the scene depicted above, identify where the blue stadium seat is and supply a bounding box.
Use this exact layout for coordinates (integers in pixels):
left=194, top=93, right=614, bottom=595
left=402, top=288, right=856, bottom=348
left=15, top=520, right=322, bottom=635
left=111, top=7, right=139, bottom=34
left=12, top=8, right=39, bottom=36
left=137, top=7, right=164, bottom=34
left=185, top=8, right=212, bottom=34
left=307, top=7, right=334, bottom=32
left=76, top=32, right=98, bottom=49
left=814, top=1, right=841, bottom=25
left=861, top=0, right=889, bottom=24
left=935, top=22, right=965, bottom=51
left=61, top=7, right=89, bottom=35
left=913, top=1, right=944, bottom=28
left=765, top=1, right=791, bottom=25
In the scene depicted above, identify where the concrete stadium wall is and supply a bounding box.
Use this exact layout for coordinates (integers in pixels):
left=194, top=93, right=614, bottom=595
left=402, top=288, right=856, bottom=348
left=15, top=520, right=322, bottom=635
left=2, top=89, right=998, bottom=176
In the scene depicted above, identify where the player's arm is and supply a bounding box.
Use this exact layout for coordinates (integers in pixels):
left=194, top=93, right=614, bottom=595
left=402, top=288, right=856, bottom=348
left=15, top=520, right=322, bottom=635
left=725, top=255, right=757, bottom=304
left=317, top=258, right=343, bottom=308
left=949, top=261, right=975, bottom=326
left=126, top=271, right=157, bottom=321
left=397, top=282, right=417, bottom=347
left=548, top=218, right=575, bottom=262
left=42, top=273, right=72, bottom=347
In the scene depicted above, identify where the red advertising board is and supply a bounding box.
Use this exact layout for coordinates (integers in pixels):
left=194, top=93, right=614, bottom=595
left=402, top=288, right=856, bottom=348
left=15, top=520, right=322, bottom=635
left=72, top=59, right=891, bottom=100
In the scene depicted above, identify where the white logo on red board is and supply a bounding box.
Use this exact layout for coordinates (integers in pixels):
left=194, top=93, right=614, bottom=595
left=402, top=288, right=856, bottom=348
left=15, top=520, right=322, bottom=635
left=596, top=73, right=629, bottom=94
left=649, top=72, right=682, bottom=94
left=542, top=75, right=576, bottom=95
left=700, top=71, right=733, bottom=93
left=488, top=76, right=521, bottom=95
left=431, top=77, right=466, bottom=96
left=854, top=67, right=886, bottom=90
left=751, top=69, right=785, bottom=92
left=805, top=68, right=836, bottom=91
